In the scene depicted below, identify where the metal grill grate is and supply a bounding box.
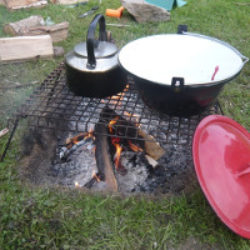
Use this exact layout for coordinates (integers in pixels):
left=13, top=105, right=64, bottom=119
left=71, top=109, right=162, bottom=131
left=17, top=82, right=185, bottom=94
left=16, top=63, right=223, bottom=145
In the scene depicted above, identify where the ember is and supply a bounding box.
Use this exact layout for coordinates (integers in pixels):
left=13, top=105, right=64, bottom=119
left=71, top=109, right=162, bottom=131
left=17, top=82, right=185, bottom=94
left=60, top=131, right=95, bottom=161
left=128, top=140, right=143, bottom=152
left=108, top=116, right=119, bottom=133
left=74, top=181, right=80, bottom=188
left=92, top=171, right=101, bottom=182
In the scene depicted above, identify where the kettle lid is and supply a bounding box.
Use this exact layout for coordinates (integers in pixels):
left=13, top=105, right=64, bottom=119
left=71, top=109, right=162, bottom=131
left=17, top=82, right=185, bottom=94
left=74, top=41, right=118, bottom=58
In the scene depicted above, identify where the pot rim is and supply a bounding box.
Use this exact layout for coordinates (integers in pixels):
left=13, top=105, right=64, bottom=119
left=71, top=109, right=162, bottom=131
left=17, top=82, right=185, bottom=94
left=118, top=33, right=248, bottom=87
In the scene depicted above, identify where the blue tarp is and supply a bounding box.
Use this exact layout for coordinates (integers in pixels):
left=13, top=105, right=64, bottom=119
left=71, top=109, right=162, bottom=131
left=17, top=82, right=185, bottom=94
left=145, top=0, right=187, bottom=11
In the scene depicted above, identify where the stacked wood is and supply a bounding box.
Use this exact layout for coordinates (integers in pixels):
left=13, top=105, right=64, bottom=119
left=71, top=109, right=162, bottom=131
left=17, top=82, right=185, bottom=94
left=4, top=16, right=44, bottom=35
left=0, top=35, right=54, bottom=63
left=52, top=0, right=87, bottom=5
left=4, top=0, right=47, bottom=10
left=4, top=16, right=69, bottom=43
left=28, top=22, right=69, bottom=43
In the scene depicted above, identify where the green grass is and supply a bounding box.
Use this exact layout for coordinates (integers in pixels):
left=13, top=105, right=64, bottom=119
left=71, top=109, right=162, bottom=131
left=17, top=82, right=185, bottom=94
left=0, top=0, right=250, bottom=249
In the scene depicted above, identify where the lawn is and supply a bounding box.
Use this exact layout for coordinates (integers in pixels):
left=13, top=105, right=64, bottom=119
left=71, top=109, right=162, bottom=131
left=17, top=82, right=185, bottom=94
left=0, top=0, right=250, bottom=249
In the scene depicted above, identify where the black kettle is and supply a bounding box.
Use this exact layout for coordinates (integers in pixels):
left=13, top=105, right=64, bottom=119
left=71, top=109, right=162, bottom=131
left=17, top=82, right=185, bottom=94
left=65, top=14, right=126, bottom=97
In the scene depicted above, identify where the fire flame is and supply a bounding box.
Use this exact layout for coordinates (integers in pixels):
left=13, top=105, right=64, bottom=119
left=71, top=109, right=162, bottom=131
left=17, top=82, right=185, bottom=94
left=66, top=130, right=94, bottom=149
left=114, top=143, right=122, bottom=169
left=92, top=171, right=101, bottom=182
left=128, top=140, right=143, bottom=152
left=108, top=116, right=119, bottom=133
left=109, top=85, right=129, bottom=107
left=110, top=137, right=123, bottom=169
left=123, top=111, right=140, bottom=126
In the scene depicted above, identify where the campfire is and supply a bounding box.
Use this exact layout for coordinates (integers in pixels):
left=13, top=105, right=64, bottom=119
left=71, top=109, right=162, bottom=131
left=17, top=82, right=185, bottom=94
left=5, top=64, right=223, bottom=194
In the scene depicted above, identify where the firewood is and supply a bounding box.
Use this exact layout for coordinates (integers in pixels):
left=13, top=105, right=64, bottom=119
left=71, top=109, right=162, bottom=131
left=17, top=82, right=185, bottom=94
left=4, top=0, right=47, bottom=10
left=28, top=22, right=69, bottom=43
left=4, top=17, right=69, bottom=43
left=0, top=35, right=53, bottom=63
left=145, top=155, right=158, bottom=168
left=3, top=16, right=44, bottom=36
left=105, top=104, right=165, bottom=160
left=54, top=0, right=87, bottom=5
left=138, top=130, right=165, bottom=160
left=0, top=128, right=9, bottom=139
left=95, top=123, right=118, bottom=192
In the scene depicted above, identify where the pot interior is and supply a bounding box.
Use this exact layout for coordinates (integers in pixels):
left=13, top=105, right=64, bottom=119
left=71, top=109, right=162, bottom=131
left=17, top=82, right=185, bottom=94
left=118, top=34, right=244, bottom=85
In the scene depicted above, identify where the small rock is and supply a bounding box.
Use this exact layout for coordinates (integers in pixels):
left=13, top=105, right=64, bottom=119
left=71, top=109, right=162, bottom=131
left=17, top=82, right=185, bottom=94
left=53, top=46, right=65, bottom=57
left=121, top=0, right=170, bottom=23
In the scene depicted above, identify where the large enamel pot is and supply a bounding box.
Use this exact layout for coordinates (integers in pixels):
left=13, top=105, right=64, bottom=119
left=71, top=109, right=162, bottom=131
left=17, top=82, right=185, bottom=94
left=118, top=26, right=249, bottom=116
left=65, top=14, right=126, bottom=98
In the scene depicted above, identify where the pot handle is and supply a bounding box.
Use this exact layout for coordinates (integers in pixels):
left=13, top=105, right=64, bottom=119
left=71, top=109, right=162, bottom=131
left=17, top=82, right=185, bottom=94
left=87, top=14, right=107, bottom=69
left=171, top=77, right=185, bottom=87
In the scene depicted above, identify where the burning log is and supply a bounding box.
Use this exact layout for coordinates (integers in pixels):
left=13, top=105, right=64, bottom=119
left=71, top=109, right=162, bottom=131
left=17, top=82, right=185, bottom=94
left=59, top=131, right=94, bottom=161
left=95, top=122, right=118, bottom=192
left=104, top=105, right=165, bottom=161
left=84, top=171, right=102, bottom=189
left=138, top=130, right=165, bottom=160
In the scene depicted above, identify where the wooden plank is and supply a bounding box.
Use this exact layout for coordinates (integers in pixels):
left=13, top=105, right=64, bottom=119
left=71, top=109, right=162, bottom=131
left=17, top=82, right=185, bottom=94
left=4, top=0, right=37, bottom=8
left=4, top=0, right=47, bottom=10
left=28, top=22, right=69, bottom=43
left=55, top=0, right=87, bottom=5
left=4, top=18, right=69, bottom=43
left=0, top=35, right=53, bottom=63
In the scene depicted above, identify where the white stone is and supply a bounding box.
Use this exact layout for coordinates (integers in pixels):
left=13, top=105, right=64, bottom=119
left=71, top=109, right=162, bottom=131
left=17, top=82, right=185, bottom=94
left=121, top=0, right=170, bottom=23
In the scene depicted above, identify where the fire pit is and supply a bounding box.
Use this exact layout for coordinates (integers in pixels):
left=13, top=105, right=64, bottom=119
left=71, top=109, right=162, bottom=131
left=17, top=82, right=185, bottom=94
left=2, top=63, right=223, bottom=194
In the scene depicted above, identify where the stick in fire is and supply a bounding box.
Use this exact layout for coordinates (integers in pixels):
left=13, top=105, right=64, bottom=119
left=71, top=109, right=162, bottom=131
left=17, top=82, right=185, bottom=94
left=59, top=131, right=94, bottom=161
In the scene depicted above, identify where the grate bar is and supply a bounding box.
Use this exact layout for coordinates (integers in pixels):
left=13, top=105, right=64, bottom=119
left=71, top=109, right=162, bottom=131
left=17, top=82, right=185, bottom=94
left=15, top=63, right=223, bottom=145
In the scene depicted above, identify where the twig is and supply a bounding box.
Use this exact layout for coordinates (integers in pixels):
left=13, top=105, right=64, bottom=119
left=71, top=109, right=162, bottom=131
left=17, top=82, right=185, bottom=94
left=0, top=128, right=9, bottom=138
left=0, top=83, right=35, bottom=90
left=234, top=2, right=250, bottom=5
left=106, top=23, right=131, bottom=27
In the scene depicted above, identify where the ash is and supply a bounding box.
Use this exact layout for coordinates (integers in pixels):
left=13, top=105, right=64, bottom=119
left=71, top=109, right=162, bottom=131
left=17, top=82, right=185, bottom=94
left=114, top=143, right=195, bottom=194
left=116, top=151, right=149, bottom=193
left=49, top=136, right=97, bottom=188
left=144, top=144, right=195, bottom=194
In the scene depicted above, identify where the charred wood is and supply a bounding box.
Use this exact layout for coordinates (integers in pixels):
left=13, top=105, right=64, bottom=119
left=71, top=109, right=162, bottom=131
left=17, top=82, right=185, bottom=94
left=95, top=121, right=118, bottom=192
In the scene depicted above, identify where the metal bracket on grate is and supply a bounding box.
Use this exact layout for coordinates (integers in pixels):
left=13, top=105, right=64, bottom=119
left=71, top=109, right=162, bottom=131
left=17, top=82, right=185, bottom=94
left=15, top=63, right=223, bottom=145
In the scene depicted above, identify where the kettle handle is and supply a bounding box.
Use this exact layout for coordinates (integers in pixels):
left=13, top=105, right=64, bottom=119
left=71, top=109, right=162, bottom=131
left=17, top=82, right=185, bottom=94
left=87, top=14, right=107, bottom=69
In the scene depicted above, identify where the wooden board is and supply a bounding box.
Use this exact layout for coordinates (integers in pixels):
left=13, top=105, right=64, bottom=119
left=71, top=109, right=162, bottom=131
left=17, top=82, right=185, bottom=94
left=0, top=35, right=53, bottom=63
left=28, top=22, right=69, bottom=43
left=3, top=16, right=45, bottom=35
left=4, top=17, right=68, bottom=43
left=55, top=0, right=87, bottom=5
left=4, top=0, right=47, bottom=10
